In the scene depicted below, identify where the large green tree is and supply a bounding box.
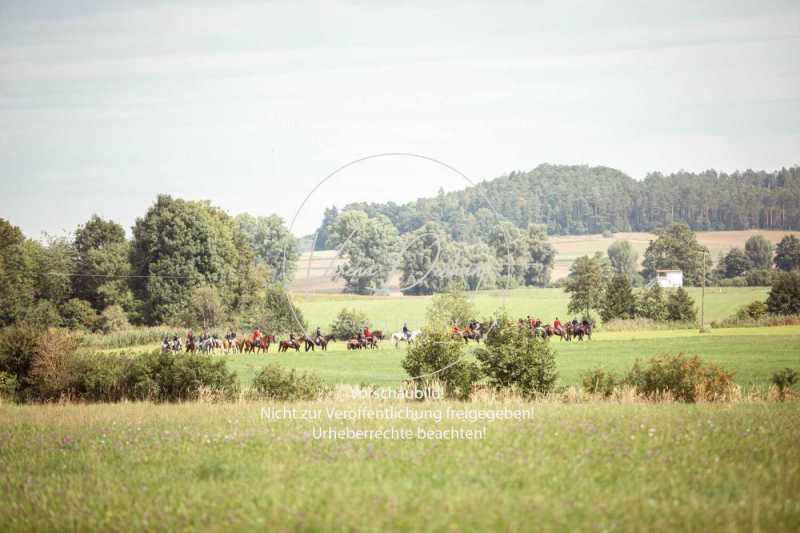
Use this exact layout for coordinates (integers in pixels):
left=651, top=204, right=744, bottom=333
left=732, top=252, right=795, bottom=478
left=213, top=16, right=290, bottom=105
left=235, top=213, right=298, bottom=284
left=722, top=248, right=752, bottom=278
left=73, top=215, right=133, bottom=311
left=607, top=240, right=638, bottom=279
left=0, top=219, right=37, bottom=326
left=744, top=235, right=774, bottom=270
left=766, top=272, right=800, bottom=315
left=522, top=225, right=555, bottom=287
left=774, top=235, right=800, bottom=271
left=642, top=223, right=711, bottom=286
left=329, top=210, right=399, bottom=295
left=399, top=222, right=459, bottom=295
left=600, top=273, right=636, bottom=322
left=130, top=195, right=256, bottom=324
left=565, top=255, right=606, bottom=318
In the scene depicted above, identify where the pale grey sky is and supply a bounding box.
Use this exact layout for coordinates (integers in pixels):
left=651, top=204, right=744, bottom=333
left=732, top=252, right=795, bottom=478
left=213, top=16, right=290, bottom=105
left=1, top=0, right=799, bottom=238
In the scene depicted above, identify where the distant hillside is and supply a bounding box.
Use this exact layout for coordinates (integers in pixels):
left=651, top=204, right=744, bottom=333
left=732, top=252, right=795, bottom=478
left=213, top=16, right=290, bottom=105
left=313, top=164, right=800, bottom=248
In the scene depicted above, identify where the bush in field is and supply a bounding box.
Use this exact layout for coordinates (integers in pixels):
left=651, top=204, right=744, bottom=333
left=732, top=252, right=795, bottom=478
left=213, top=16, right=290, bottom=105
left=745, top=269, right=774, bottom=287
left=474, top=314, right=557, bottom=397
left=735, top=300, right=768, bottom=321
left=124, top=350, right=239, bottom=402
left=0, top=325, right=43, bottom=400
left=28, top=329, right=82, bottom=401
left=767, top=272, right=800, bottom=315
left=425, top=286, right=476, bottom=328
left=636, top=284, right=667, bottom=321
left=624, top=354, right=735, bottom=402
left=329, top=308, right=371, bottom=340
left=771, top=368, right=798, bottom=401
left=251, top=363, right=329, bottom=401
left=250, top=285, right=307, bottom=335
left=666, top=288, right=697, bottom=322
left=402, top=326, right=481, bottom=400
left=60, top=298, right=99, bottom=331
left=581, top=367, right=618, bottom=397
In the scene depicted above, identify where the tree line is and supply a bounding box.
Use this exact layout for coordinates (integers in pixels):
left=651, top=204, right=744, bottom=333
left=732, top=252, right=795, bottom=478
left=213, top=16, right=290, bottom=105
left=565, top=224, right=800, bottom=322
left=0, top=195, right=300, bottom=330
left=313, top=164, right=800, bottom=248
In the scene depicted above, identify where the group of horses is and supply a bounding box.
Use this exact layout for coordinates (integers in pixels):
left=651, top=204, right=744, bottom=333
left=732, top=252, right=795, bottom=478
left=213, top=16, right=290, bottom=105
left=162, top=318, right=594, bottom=356
left=523, top=320, right=594, bottom=341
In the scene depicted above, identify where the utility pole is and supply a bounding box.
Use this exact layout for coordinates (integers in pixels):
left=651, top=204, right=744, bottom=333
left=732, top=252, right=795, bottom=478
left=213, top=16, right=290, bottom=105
left=700, top=251, right=706, bottom=332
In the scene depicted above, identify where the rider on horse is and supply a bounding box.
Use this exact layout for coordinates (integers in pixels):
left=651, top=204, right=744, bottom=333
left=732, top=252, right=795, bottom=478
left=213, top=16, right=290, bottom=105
left=364, top=326, right=371, bottom=338
left=403, top=322, right=411, bottom=340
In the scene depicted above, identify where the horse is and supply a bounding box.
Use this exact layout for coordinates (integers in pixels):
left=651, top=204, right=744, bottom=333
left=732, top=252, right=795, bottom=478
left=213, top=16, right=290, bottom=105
left=392, top=330, right=421, bottom=348
left=186, top=337, right=197, bottom=353
left=315, top=334, right=335, bottom=351
left=278, top=338, right=301, bottom=352
left=365, top=336, right=379, bottom=349
left=346, top=338, right=364, bottom=350
left=371, top=330, right=384, bottom=341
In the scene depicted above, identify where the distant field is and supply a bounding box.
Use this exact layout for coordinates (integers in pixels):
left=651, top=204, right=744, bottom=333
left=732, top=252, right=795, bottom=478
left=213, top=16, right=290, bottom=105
left=291, top=230, right=795, bottom=290
left=2, top=401, right=798, bottom=530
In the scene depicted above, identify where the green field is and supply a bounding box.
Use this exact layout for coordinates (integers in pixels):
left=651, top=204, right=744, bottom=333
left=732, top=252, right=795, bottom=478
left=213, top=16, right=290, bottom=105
left=2, top=401, right=798, bottom=531
left=214, top=326, right=800, bottom=388
left=103, top=288, right=798, bottom=389
left=293, top=287, right=771, bottom=334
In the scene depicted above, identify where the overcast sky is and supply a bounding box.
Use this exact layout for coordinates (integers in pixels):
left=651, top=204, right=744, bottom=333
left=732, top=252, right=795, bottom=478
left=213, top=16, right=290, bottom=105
left=1, top=0, right=799, bottom=239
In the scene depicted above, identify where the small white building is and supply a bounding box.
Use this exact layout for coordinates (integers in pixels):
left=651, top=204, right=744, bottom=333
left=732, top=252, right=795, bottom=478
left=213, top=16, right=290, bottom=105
left=655, top=269, right=683, bottom=288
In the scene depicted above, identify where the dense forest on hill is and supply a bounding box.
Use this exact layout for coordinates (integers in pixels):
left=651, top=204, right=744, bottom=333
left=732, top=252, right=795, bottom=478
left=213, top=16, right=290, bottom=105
left=313, top=165, right=800, bottom=249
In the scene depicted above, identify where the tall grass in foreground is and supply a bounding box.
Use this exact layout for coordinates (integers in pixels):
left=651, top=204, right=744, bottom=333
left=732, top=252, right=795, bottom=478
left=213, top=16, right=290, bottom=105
left=1, top=400, right=798, bottom=531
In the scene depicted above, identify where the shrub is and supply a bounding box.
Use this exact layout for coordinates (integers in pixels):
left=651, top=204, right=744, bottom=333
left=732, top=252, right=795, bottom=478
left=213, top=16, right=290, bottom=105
left=581, top=368, right=618, bottom=397
left=767, top=272, right=800, bottom=315
left=624, top=354, right=735, bottom=402
left=745, top=269, right=774, bottom=287
left=402, top=326, right=481, bottom=400
left=251, top=363, right=329, bottom=401
left=666, top=288, right=697, bottom=322
left=23, top=301, right=62, bottom=327
left=60, top=298, right=99, bottom=331
left=636, top=285, right=667, bottom=321
left=329, top=308, right=371, bottom=340
left=735, top=300, right=768, bottom=321
left=712, top=313, right=800, bottom=329
left=474, top=314, right=557, bottom=397
left=426, top=287, right=476, bottom=328
left=0, top=325, right=41, bottom=397
left=97, top=305, right=130, bottom=333
left=771, top=368, right=797, bottom=401
left=124, top=350, right=239, bottom=402
left=716, top=276, right=747, bottom=287
left=249, top=285, right=307, bottom=335
left=0, top=371, right=17, bottom=401
left=28, top=329, right=82, bottom=401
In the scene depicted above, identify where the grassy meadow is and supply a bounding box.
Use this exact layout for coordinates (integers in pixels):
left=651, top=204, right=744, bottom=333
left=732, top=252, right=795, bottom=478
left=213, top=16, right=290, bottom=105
left=293, top=286, right=772, bottom=334
left=93, top=287, right=798, bottom=389
left=1, top=400, right=798, bottom=531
